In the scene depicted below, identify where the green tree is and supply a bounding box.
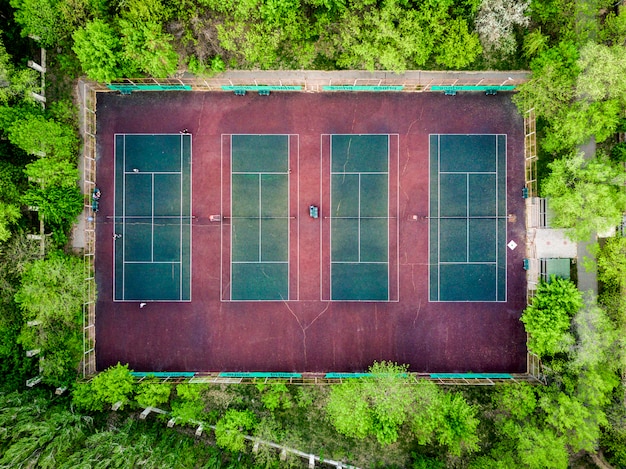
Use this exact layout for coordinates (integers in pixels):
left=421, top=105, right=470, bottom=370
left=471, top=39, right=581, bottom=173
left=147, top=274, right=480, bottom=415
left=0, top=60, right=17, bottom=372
left=72, top=363, right=135, bottom=411
left=15, top=253, right=87, bottom=386
left=119, top=21, right=179, bottom=78
left=256, top=382, right=293, bottom=411
left=135, top=378, right=172, bottom=408
left=9, top=0, right=65, bottom=47
left=6, top=113, right=78, bottom=161
left=541, top=151, right=626, bottom=240
left=15, top=252, right=84, bottom=329
left=0, top=203, right=20, bottom=243
left=412, top=383, right=480, bottom=456
left=512, top=41, right=579, bottom=119
left=576, top=42, right=626, bottom=102
left=521, top=276, right=583, bottom=357
left=170, top=383, right=207, bottom=424
left=24, top=158, right=79, bottom=189
left=73, top=20, right=134, bottom=83
left=597, top=237, right=626, bottom=290
left=326, top=361, right=414, bottom=445
left=22, top=185, right=83, bottom=227
left=214, top=409, right=256, bottom=452
left=0, top=38, right=39, bottom=105
left=434, top=18, right=482, bottom=69
left=475, top=0, right=530, bottom=60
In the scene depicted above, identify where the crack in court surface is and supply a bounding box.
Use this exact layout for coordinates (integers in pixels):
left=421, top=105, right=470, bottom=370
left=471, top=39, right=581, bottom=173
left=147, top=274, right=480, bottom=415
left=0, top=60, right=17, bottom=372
left=281, top=300, right=331, bottom=368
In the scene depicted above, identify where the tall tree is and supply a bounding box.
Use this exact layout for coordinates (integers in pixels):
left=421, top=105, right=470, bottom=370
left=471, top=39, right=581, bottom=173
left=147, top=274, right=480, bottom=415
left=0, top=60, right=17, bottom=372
left=326, top=361, right=414, bottom=445
left=541, top=151, right=626, bottom=240
left=521, top=276, right=583, bottom=357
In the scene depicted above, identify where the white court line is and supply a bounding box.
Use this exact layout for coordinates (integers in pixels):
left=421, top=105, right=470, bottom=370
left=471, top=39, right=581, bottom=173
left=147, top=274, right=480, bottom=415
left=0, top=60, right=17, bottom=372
left=229, top=135, right=233, bottom=301
left=330, top=171, right=389, bottom=175
left=440, top=171, right=496, bottom=175
left=358, top=173, right=361, bottom=262
left=179, top=134, right=183, bottom=301
left=113, top=136, right=118, bottom=301
left=232, top=171, right=287, bottom=174
left=232, top=261, right=289, bottom=264
left=125, top=261, right=182, bottom=264
left=466, top=173, right=470, bottom=263
left=220, top=135, right=224, bottom=301
left=437, top=135, right=441, bottom=302
left=295, top=134, right=300, bottom=301
left=329, top=135, right=333, bottom=301
left=393, top=134, right=399, bottom=301
left=123, top=171, right=181, bottom=175
left=332, top=261, right=388, bottom=264
left=439, top=261, right=497, bottom=265
left=122, top=135, right=126, bottom=301
left=151, top=173, right=155, bottom=263
left=496, top=134, right=509, bottom=302
left=319, top=134, right=324, bottom=302
left=258, top=174, right=262, bottom=262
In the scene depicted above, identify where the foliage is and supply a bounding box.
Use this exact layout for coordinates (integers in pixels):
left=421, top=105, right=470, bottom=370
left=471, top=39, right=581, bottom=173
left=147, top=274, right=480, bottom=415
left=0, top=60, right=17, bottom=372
left=15, top=252, right=84, bottom=327
left=435, top=18, right=483, bottom=69
left=13, top=252, right=86, bottom=386
left=0, top=390, right=235, bottom=468
left=597, top=236, right=626, bottom=290
left=119, top=20, right=179, bottom=78
left=256, top=382, right=293, bottom=411
left=22, top=184, right=83, bottom=228
left=5, top=112, right=79, bottom=161
left=170, top=383, right=207, bottom=424
left=0, top=37, right=39, bottom=105
left=73, top=19, right=133, bottom=83
left=0, top=202, right=20, bottom=242
left=9, top=0, right=65, bottom=47
left=475, top=0, right=530, bottom=59
left=412, top=382, right=480, bottom=456
left=135, top=378, right=172, bottom=409
left=576, top=42, right=626, bottom=103
left=326, top=361, right=414, bottom=445
left=72, top=363, right=135, bottom=411
left=24, top=157, right=79, bottom=189
left=513, top=40, right=579, bottom=119
left=214, top=409, right=257, bottom=452
left=540, top=151, right=626, bottom=240
left=521, top=276, right=583, bottom=357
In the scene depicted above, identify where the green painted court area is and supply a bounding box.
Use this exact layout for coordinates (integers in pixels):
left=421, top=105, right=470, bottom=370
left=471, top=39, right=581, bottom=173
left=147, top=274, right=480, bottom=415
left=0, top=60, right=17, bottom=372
left=114, top=134, right=191, bottom=301
left=331, top=135, right=389, bottom=301
left=429, top=134, right=507, bottom=302
left=231, top=135, right=290, bottom=301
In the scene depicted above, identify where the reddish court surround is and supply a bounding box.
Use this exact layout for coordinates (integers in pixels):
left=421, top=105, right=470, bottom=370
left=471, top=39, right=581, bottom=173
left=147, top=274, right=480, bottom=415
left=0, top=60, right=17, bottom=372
left=95, top=91, right=527, bottom=373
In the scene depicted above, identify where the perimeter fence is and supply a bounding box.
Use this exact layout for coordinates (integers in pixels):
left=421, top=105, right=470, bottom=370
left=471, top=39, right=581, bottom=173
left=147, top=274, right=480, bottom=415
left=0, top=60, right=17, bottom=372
left=80, top=71, right=545, bottom=384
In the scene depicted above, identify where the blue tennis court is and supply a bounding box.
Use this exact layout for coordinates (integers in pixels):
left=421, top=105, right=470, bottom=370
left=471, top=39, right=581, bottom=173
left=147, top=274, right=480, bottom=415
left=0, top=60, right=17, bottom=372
left=230, top=135, right=290, bottom=301
left=330, top=135, right=389, bottom=301
left=113, top=134, right=192, bottom=301
left=429, top=134, right=507, bottom=302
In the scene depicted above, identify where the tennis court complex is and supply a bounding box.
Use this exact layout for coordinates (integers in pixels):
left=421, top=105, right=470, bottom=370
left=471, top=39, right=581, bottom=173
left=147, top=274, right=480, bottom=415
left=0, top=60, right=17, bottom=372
left=113, top=134, right=192, bottom=301
left=429, top=134, right=507, bottom=302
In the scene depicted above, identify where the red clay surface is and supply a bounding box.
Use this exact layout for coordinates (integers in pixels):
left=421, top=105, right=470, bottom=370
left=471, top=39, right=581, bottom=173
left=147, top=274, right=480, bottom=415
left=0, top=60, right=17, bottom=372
left=95, top=91, right=527, bottom=373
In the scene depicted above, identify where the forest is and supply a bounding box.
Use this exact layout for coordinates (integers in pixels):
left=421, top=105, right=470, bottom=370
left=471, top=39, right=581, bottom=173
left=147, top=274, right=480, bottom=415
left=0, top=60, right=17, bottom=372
left=1, top=0, right=626, bottom=467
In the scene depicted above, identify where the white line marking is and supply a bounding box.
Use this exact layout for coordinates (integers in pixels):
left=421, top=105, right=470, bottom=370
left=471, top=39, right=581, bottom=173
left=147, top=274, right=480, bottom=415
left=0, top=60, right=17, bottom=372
left=230, top=134, right=233, bottom=301
left=122, top=135, right=126, bottom=301
left=258, top=174, right=262, bottom=262
left=151, top=173, right=155, bottom=263
left=466, top=173, right=469, bottom=263
left=358, top=173, right=361, bottom=262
